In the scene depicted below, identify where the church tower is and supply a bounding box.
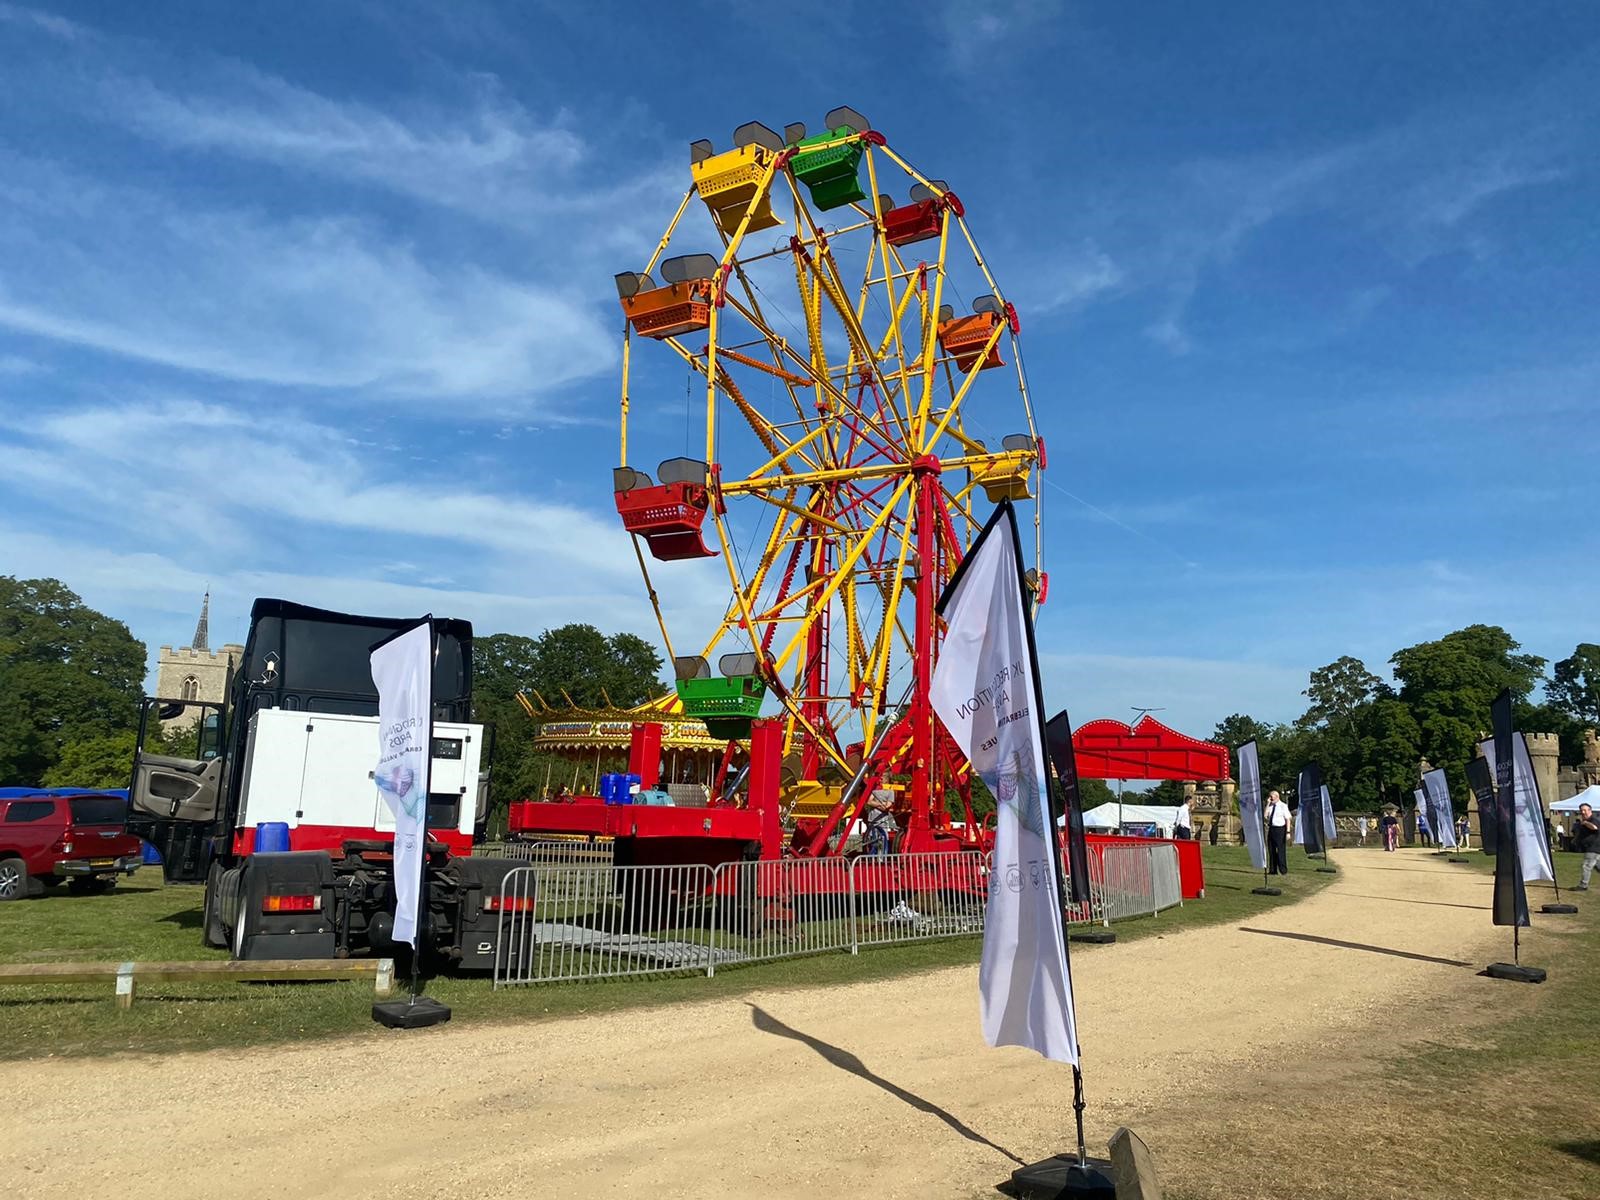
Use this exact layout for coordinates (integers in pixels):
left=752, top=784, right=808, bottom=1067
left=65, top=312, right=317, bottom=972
left=154, top=593, right=244, bottom=727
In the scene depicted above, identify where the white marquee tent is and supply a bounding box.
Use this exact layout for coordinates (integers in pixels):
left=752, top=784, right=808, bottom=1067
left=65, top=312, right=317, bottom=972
left=1066, top=802, right=1185, bottom=837
left=1550, top=784, right=1600, bottom=814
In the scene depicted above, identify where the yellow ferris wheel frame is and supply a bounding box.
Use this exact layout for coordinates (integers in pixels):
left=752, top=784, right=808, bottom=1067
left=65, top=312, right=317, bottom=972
left=614, top=113, right=1045, bottom=782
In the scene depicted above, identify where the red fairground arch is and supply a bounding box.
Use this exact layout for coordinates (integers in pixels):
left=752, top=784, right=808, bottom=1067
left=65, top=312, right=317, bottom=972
left=1067, top=715, right=1229, bottom=901
left=1071, top=714, right=1231, bottom=781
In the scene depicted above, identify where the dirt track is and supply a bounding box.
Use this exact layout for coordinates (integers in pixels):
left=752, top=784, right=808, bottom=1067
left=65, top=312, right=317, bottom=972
left=5, top=849, right=1513, bottom=1199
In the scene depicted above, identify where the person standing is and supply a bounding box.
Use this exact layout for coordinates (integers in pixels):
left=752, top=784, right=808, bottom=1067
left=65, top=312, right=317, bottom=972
left=1573, top=803, right=1600, bottom=890
left=1265, top=789, right=1292, bottom=875
left=1358, top=816, right=1369, bottom=846
left=1174, top=797, right=1193, bottom=841
left=1381, top=809, right=1399, bottom=851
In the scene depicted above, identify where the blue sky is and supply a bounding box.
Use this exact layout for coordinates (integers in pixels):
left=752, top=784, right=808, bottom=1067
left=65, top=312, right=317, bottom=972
left=1, top=0, right=1596, bottom=741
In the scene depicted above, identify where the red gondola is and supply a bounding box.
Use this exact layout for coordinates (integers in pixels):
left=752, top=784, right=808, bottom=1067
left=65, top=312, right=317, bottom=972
left=613, top=458, right=719, bottom=561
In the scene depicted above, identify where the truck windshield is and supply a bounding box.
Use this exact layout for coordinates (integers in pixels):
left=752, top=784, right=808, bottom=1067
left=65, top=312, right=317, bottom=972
left=68, top=796, right=127, bottom=827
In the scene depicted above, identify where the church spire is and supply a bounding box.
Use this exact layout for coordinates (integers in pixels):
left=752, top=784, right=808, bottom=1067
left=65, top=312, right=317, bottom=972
left=192, top=590, right=210, bottom=653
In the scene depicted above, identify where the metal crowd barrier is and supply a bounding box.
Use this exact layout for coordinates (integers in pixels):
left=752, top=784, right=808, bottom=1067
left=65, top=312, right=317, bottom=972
left=1097, top=844, right=1183, bottom=921
left=851, top=852, right=988, bottom=950
left=709, top=856, right=856, bottom=969
left=492, top=844, right=1181, bottom=988
left=493, top=863, right=722, bottom=986
left=476, top=839, right=615, bottom=868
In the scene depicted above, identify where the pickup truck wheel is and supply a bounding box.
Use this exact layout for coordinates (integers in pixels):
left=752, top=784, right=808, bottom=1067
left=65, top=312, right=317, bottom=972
left=0, top=857, right=26, bottom=901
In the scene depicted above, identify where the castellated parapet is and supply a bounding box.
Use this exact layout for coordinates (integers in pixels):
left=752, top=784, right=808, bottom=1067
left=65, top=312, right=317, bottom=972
left=1523, top=731, right=1561, bottom=811
left=153, top=642, right=243, bottom=728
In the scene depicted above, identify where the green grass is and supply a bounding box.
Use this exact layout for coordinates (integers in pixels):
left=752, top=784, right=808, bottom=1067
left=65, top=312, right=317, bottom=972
left=0, top=844, right=1329, bottom=1061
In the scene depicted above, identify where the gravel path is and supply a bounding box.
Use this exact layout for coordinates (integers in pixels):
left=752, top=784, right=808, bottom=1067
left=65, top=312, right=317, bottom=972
left=4, top=849, right=1507, bottom=1199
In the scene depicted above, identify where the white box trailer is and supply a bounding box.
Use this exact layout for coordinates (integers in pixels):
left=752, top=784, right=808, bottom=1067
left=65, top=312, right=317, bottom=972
left=232, top=709, right=484, bottom=850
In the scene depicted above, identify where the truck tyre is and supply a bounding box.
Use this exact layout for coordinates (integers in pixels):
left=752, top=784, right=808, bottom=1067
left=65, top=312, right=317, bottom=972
left=0, top=856, right=26, bottom=901
left=232, top=863, right=251, bottom=960
left=202, top=862, right=228, bottom=948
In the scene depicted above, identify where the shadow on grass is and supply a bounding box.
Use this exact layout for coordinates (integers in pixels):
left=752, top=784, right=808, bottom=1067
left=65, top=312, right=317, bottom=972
left=1554, top=1140, right=1600, bottom=1167
left=747, top=1003, right=1025, bottom=1166
left=159, top=909, right=206, bottom=929
left=1238, top=927, right=1475, bottom=968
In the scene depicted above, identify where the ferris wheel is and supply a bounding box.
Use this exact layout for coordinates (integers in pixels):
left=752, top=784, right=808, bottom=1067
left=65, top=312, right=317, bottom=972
left=611, top=107, right=1045, bottom=843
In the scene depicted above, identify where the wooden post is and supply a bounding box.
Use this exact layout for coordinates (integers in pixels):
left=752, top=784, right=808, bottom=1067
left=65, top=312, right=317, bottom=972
left=115, top=962, right=136, bottom=1010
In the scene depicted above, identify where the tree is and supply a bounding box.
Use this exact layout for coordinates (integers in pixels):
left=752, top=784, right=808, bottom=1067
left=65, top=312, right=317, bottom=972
left=0, top=577, right=147, bottom=783
left=1301, top=656, right=1385, bottom=730
left=470, top=625, right=668, bottom=821
left=1549, top=644, right=1600, bottom=727
left=1078, top=777, right=1118, bottom=809
left=528, top=624, right=664, bottom=709
left=1390, top=625, right=1544, bottom=799
left=1356, top=698, right=1422, bottom=803
left=42, top=730, right=144, bottom=789
left=1143, top=779, right=1188, bottom=806
left=1211, top=714, right=1270, bottom=751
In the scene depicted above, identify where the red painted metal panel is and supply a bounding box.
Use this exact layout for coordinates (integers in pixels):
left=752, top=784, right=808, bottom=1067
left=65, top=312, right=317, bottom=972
left=232, top=823, right=473, bottom=859
left=629, top=722, right=663, bottom=789
left=1071, top=715, right=1230, bottom=782
left=1082, top=832, right=1205, bottom=899
left=507, top=799, right=763, bottom=843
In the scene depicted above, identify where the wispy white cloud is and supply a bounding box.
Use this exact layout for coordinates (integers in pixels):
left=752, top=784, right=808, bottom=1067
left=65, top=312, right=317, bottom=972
left=1020, top=45, right=1596, bottom=348
left=933, top=0, right=1093, bottom=73
left=1023, top=240, right=1125, bottom=315
left=0, top=394, right=736, bottom=667
left=0, top=1, right=84, bottom=40
left=0, top=152, right=614, bottom=404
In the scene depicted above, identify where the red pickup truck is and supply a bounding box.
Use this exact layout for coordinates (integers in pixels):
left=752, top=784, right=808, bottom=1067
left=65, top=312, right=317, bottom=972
left=0, top=793, right=144, bottom=900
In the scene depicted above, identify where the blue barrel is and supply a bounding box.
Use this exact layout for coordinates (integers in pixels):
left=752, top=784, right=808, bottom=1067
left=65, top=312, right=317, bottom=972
left=623, top=774, right=642, bottom=804
left=255, top=821, right=291, bottom=853
left=140, top=840, right=163, bottom=865
left=600, top=773, right=620, bottom=805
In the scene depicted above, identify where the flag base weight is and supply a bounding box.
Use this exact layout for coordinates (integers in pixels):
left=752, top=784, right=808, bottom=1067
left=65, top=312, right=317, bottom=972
left=1483, top=963, right=1546, bottom=984
left=1541, top=903, right=1578, bottom=914
left=1251, top=886, right=1282, bottom=896
left=1316, top=866, right=1337, bottom=874
left=1448, top=856, right=1469, bottom=863
left=1070, top=929, right=1117, bottom=945
left=1007, top=1155, right=1116, bottom=1199
left=372, top=994, right=453, bottom=1029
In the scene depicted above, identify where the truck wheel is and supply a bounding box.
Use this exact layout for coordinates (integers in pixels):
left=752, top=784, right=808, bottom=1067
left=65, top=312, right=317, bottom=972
left=0, top=857, right=26, bottom=901
left=202, top=863, right=228, bottom=948
left=232, top=864, right=251, bottom=960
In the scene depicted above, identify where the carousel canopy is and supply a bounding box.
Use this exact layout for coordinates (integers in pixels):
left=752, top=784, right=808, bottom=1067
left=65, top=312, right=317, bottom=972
left=520, top=689, right=735, bottom=753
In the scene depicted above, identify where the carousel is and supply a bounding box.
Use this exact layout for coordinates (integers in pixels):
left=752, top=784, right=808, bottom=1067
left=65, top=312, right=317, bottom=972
left=515, top=690, right=745, bottom=805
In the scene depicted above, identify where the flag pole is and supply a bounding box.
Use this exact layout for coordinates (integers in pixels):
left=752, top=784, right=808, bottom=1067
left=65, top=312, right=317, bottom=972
left=1008, top=504, right=1092, bottom=1172
left=409, top=616, right=437, bottom=1004
left=370, top=615, right=452, bottom=1028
